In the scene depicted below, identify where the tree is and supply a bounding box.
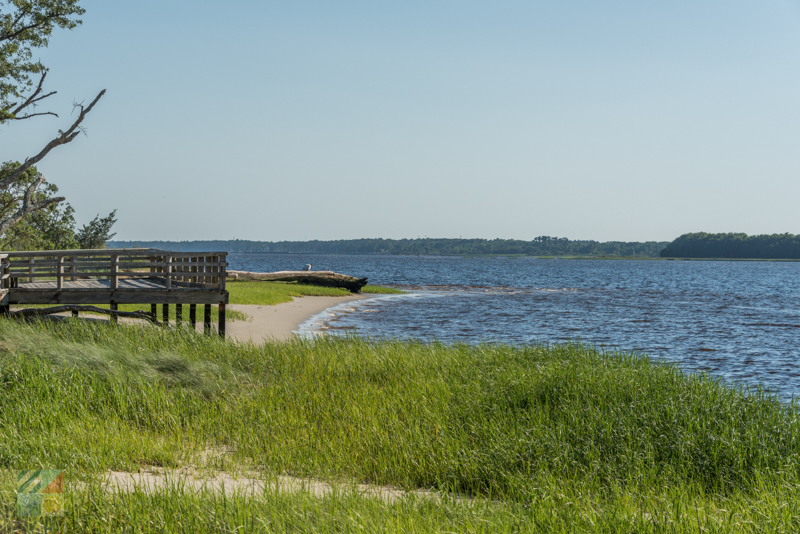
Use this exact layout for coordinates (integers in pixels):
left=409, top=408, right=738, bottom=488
left=0, top=0, right=105, bottom=237
left=0, top=161, right=76, bottom=249
left=0, top=161, right=118, bottom=250
left=75, top=209, right=116, bottom=249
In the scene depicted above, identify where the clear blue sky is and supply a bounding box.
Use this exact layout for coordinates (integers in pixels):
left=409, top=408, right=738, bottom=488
left=4, top=0, right=800, bottom=242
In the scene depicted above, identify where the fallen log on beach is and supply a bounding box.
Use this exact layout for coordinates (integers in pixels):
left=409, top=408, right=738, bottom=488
left=228, top=270, right=368, bottom=293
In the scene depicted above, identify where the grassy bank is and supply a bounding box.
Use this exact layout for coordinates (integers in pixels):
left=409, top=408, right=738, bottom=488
left=1, top=319, right=800, bottom=531
left=227, top=280, right=403, bottom=306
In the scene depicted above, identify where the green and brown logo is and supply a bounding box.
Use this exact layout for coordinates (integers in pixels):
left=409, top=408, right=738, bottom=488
left=16, top=470, right=64, bottom=518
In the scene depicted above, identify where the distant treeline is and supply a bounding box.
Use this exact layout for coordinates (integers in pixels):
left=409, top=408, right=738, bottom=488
left=107, top=237, right=668, bottom=257
left=660, top=233, right=800, bottom=259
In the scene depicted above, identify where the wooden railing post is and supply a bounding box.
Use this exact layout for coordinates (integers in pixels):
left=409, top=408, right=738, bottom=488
left=70, top=255, right=77, bottom=281
left=164, top=256, right=172, bottom=289
left=1, top=255, right=9, bottom=290
left=110, top=254, right=119, bottom=290
left=28, top=256, right=34, bottom=283
left=56, top=256, right=64, bottom=290
left=219, top=254, right=226, bottom=292
left=149, top=254, right=156, bottom=319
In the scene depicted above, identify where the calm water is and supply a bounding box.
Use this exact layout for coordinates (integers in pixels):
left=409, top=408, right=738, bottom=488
left=229, top=254, right=800, bottom=399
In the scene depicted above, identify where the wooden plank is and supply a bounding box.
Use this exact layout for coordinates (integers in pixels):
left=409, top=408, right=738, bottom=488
left=6, top=249, right=228, bottom=258
left=8, top=290, right=229, bottom=305
left=6, top=248, right=156, bottom=257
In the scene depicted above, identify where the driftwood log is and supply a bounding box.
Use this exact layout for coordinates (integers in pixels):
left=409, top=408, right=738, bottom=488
left=228, top=270, right=368, bottom=293
left=8, top=305, right=162, bottom=325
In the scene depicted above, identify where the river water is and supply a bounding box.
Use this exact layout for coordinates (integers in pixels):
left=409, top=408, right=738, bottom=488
left=229, top=254, right=800, bottom=399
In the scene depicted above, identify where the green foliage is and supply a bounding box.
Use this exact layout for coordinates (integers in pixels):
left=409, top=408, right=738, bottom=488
left=75, top=209, right=116, bottom=249
left=0, top=0, right=85, bottom=122
left=0, top=161, right=77, bottom=250
left=110, top=237, right=671, bottom=257
left=661, top=232, right=800, bottom=259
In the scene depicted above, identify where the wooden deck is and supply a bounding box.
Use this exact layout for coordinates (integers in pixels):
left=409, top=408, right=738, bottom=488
left=0, top=248, right=230, bottom=337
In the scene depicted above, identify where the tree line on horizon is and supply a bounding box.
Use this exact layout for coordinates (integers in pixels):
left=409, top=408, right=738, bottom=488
left=660, top=232, right=800, bottom=259
left=107, top=237, right=669, bottom=257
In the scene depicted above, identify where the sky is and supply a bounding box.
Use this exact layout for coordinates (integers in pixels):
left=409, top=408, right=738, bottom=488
left=4, top=0, right=800, bottom=242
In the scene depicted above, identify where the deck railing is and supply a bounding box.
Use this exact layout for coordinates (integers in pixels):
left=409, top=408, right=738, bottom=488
left=0, top=249, right=227, bottom=291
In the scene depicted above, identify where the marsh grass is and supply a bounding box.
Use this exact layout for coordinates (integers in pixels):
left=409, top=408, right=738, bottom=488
left=227, top=281, right=403, bottom=305
left=1, top=319, right=800, bottom=531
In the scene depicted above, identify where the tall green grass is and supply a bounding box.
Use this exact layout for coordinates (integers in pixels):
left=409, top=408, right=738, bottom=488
left=1, top=319, right=800, bottom=531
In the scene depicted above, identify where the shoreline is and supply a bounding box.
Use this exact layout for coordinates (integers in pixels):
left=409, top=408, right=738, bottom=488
left=225, top=294, right=374, bottom=343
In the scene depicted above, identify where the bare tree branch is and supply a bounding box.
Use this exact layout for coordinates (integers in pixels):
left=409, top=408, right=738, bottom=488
left=7, top=71, right=59, bottom=119
left=0, top=89, right=105, bottom=191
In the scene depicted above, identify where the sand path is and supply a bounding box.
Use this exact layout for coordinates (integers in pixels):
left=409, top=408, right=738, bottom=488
left=97, top=468, right=442, bottom=502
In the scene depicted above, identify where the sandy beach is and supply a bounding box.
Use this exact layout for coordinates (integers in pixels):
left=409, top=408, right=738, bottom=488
left=222, top=294, right=373, bottom=342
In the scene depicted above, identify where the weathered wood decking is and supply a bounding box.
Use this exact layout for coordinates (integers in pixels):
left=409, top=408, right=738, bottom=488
left=0, top=248, right=230, bottom=337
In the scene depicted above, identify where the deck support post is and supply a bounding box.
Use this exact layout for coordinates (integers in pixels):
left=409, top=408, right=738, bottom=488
left=203, top=304, right=212, bottom=335
left=190, top=304, right=197, bottom=330
left=218, top=303, right=225, bottom=339
left=151, top=304, right=157, bottom=321
left=109, top=302, right=118, bottom=323
left=176, top=303, right=182, bottom=326
left=72, top=309, right=79, bottom=318
left=163, top=303, right=169, bottom=325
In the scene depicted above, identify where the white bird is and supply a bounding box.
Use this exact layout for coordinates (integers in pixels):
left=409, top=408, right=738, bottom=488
left=302, top=264, right=312, bottom=271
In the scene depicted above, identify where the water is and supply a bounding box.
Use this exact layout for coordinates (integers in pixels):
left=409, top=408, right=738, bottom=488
left=229, top=254, right=800, bottom=399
